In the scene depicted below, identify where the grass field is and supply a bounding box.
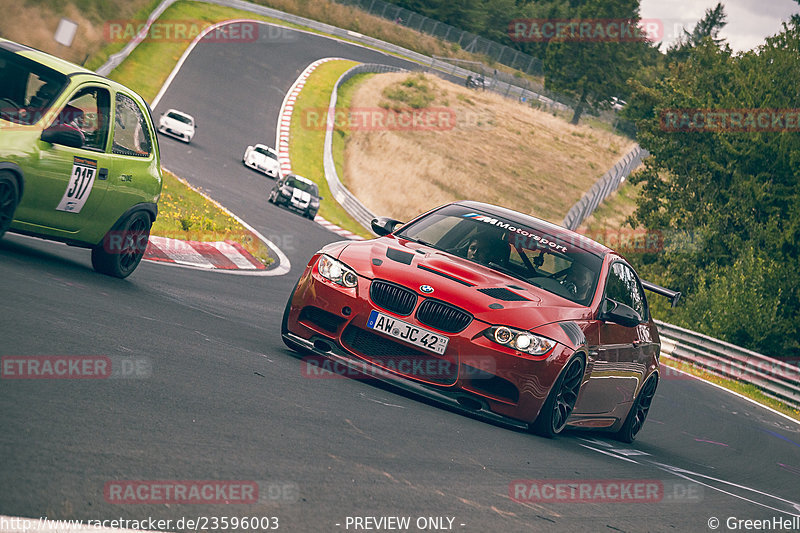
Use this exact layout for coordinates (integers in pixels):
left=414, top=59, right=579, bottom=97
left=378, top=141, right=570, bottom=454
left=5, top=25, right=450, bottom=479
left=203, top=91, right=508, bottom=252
left=340, top=71, right=635, bottom=224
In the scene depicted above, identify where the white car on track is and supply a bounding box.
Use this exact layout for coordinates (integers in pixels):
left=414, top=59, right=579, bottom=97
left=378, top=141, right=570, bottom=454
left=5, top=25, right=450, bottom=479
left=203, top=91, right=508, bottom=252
left=243, top=144, right=281, bottom=179
left=157, top=109, right=196, bottom=143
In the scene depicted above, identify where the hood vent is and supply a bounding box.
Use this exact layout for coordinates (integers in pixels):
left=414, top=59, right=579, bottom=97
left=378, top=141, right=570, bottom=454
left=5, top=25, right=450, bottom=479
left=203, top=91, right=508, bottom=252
left=477, top=287, right=530, bottom=302
left=386, top=247, right=414, bottom=265
left=417, top=264, right=475, bottom=286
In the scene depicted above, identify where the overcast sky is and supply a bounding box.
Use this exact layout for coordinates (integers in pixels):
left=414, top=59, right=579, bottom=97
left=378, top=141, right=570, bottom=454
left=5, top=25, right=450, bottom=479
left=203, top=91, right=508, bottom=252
left=640, top=0, right=799, bottom=51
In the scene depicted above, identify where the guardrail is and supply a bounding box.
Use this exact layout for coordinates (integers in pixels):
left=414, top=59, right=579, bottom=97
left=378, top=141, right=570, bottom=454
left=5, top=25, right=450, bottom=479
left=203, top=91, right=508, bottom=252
left=95, top=0, right=569, bottom=112
left=323, top=63, right=407, bottom=233
left=657, top=320, right=800, bottom=411
left=562, top=144, right=648, bottom=230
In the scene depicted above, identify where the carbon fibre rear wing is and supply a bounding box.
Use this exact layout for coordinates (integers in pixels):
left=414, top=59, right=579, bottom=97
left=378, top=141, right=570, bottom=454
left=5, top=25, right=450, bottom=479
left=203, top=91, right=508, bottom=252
left=641, top=280, right=681, bottom=308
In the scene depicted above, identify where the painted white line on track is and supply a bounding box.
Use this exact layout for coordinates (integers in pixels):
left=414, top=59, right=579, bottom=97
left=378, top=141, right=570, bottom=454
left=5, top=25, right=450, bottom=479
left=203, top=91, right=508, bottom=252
left=146, top=25, right=295, bottom=275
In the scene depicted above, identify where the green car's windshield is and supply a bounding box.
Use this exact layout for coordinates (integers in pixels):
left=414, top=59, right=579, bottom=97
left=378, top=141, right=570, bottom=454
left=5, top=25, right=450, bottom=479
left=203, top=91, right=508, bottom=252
left=0, top=48, right=68, bottom=125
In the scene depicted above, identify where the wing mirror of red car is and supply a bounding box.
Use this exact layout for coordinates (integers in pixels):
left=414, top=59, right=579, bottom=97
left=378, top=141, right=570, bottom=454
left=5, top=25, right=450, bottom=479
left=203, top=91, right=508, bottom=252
left=601, top=299, right=641, bottom=328
left=371, top=216, right=403, bottom=236
left=41, top=123, right=85, bottom=149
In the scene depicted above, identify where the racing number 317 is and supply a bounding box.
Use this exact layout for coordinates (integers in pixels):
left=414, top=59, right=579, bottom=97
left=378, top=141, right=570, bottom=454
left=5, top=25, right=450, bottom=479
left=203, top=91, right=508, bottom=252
left=56, top=156, right=98, bottom=213
left=68, top=165, right=94, bottom=199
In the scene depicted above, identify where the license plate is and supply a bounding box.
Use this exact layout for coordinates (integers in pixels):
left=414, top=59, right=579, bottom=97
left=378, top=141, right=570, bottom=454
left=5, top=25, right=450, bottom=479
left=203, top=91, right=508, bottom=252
left=367, top=310, right=449, bottom=355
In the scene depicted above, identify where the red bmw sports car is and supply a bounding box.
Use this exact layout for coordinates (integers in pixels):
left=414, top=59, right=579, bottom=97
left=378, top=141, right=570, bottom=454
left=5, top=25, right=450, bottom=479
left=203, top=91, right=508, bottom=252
left=282, top=201, right=679, bottom=442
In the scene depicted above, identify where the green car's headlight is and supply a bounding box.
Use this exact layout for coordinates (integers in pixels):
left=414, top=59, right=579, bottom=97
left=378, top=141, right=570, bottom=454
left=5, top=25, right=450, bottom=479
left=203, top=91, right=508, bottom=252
left=484, top=326, right=556, bottom=356
left=317, top=254, right=358, bottom=288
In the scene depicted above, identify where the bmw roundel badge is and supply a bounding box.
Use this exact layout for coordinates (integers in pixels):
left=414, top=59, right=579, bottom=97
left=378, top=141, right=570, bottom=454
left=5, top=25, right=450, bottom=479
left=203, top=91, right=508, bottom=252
left=420, top=285, right=434, bottom=294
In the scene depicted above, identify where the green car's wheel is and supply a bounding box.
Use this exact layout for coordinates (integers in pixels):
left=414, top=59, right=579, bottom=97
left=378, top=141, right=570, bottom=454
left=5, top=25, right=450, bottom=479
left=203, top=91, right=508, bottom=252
left=92, top=211, right=151, bottom=278
left=0, top=171, right=20, bottom=239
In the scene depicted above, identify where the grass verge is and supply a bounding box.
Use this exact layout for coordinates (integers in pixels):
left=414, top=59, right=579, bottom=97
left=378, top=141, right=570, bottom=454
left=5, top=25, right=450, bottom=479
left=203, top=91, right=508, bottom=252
left=288, top=59, right=373, bottom=239
left=660, top=357, right=800, bottom=422
left=152, top=170, right=273, bottom=266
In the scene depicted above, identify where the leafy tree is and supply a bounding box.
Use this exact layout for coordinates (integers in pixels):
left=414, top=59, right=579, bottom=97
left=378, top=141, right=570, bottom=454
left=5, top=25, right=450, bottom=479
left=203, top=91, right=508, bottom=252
left=667, top=2, right=727, bottom=63
left=626, top=17, right=800, bottom=357
left=540, top=0, right=651, bottom=124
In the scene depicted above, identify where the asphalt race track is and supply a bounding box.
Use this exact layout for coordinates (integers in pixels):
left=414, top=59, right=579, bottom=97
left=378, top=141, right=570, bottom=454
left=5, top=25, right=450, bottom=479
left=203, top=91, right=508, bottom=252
left=2, top=22, right=799, bottom=533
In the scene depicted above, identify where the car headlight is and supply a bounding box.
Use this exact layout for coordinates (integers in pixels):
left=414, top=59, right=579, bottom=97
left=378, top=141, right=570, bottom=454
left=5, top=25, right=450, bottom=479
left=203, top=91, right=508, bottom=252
left=317, top=254, right=358, bottom=288
left=280, top=187, right=291, bottom=196
left=484, top=326, right=556, bottom=356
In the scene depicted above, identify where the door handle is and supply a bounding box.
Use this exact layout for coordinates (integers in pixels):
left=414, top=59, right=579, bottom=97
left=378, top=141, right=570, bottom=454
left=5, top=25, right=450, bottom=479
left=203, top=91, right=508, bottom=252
left=98, top=167, right=108, bottom=180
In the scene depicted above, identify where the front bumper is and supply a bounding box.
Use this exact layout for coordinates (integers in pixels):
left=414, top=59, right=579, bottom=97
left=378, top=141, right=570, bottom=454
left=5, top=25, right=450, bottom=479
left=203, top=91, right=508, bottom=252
left=284, top=265, right=575, bottom=425
left=283, top=330, right=529, bottom=430
left=245, top=159, right=279, bottom=177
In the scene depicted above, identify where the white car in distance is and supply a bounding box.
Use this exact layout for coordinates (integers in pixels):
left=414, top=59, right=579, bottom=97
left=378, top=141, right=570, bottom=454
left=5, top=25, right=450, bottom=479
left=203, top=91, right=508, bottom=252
left=157, top=109, right=196, bottom=143
left=243, top=144, right=281, bottom=179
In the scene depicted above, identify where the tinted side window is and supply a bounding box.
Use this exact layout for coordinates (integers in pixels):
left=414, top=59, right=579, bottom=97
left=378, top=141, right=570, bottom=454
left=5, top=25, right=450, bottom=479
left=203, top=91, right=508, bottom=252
left=605, top=262, right=648, bottom=320
left=112, top=93, right=152, bottom=157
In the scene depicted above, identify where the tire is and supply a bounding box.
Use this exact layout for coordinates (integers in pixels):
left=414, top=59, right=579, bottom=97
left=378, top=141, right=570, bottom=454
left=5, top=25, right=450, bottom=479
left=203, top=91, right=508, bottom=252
left=0, top=171, right=20, bottom=240
left=614, top=375, right=658, bottom=443
left=91, top=211, right=151, bottom=278
left=531, top=355, right=585, bottom=438
left=281, top=277, right=306, bottom=353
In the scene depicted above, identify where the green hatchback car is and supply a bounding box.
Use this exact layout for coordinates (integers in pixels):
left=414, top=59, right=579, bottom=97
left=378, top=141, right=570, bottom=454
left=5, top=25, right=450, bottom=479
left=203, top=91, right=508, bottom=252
left=0, top=39, right=162, bottom=278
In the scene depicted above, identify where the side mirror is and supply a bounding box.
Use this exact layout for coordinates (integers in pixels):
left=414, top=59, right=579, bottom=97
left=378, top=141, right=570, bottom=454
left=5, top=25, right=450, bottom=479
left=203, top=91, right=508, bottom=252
left=41, top=124, right=84, bottom=148
left=371, top=216, right=403, bottom=236
left=601, top=299, right=641, bottom=328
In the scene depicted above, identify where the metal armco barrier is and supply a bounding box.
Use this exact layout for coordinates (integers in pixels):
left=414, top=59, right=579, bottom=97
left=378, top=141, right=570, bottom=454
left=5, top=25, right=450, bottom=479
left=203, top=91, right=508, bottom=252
left=657, top=320, right=800, bottom=411
left=323, top=64, right=405, bottom=233
left=96, top=0, right=570, bottom=112
left=562, top=145, right=648, bottom=230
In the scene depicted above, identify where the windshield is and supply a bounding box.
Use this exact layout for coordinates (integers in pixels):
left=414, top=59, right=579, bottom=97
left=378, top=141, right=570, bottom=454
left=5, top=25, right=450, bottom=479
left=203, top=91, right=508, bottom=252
left=167, top=111, right=192, bottom=125
left=0, top=49, right=68, bottom=125
left=397, top=204, right=602, bottom=305
left=255, top=146, right=278, bottom=160
left=286, top=176, right=319, bottom=196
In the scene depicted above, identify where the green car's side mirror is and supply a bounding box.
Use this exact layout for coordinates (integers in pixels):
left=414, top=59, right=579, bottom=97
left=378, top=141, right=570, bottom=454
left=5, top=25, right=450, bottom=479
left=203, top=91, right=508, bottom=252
left=41, top=123, right=84, bottom=148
